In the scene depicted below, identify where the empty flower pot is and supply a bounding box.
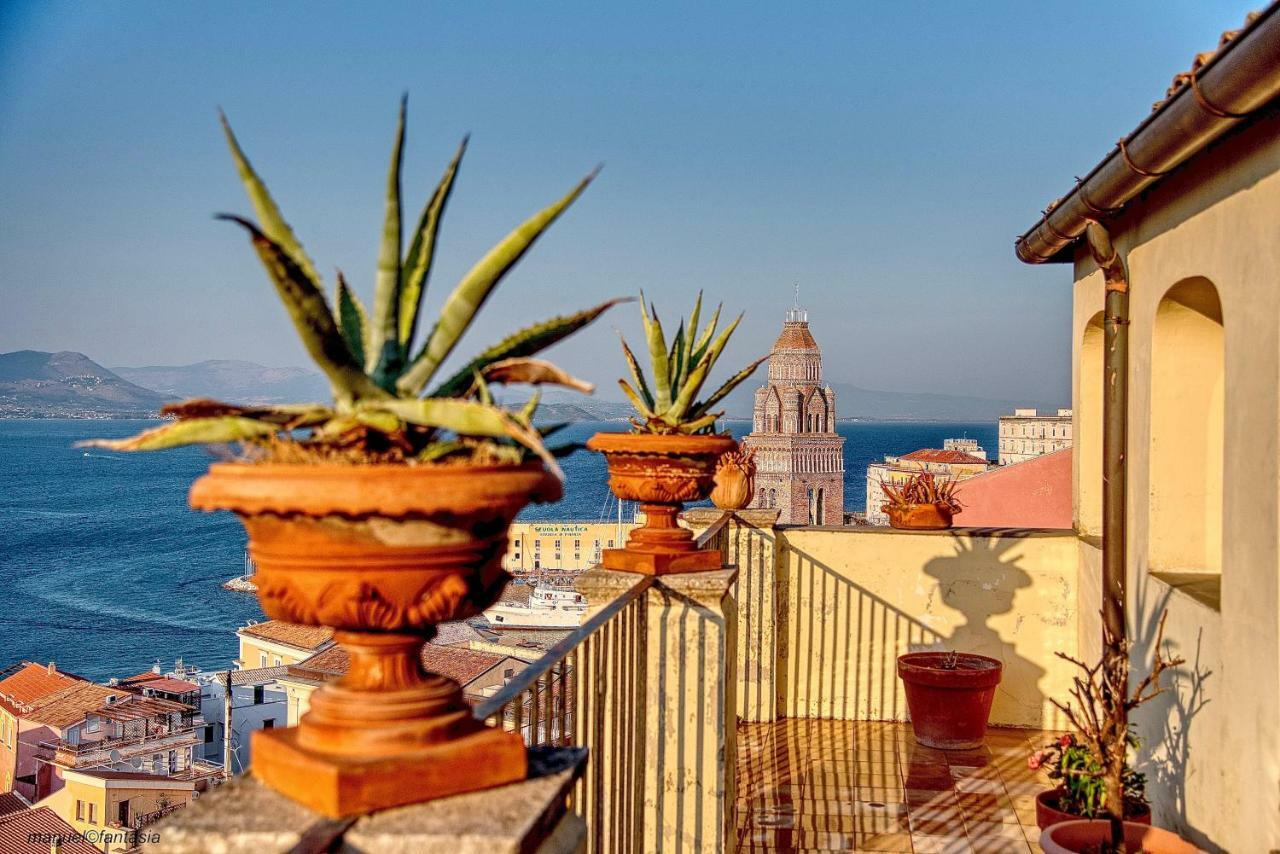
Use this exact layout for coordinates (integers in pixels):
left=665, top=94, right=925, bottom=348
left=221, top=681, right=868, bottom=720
left=897, top=652, right=1002, bottom=749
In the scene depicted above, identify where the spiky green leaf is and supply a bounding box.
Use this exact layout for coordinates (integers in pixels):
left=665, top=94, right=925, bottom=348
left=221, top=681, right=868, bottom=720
left=219, top=111, right=323, bottom=289
left=644, top=306, right=671, bottom=412
left=618, top=379, right=653, bottom=419
left=690, top=302, right=722, bottom=367
left=684, top=291, right=702, bottom=378
left=399, top=135, right=468, bottom=351
left=618, top=335, right=654, bottom=409
left=668, top=312, right=743, bottom=421
left=78, top=417, right=278, bottom=451
left=398, top=167, right=601, bottom=396
left=370, top=95, right=408, bottom=386
left=335, top=271, right=369, bottom=368
left=676, top=413, right=719, bottom=434
left=425, top=299, right=623, bottom=398
left=478, top=358, right=593, bottom=394
left=519, top=391, right=542, bottom=425
left=217, top=215, right=387, bottom=403
left=668, top=321, right=685, bottom=397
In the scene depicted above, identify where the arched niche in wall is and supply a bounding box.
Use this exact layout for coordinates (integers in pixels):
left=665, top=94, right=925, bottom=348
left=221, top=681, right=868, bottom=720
left=1149, top=277, right=1223, bottom=577
left=1078, top=312, right=1104, bottom=535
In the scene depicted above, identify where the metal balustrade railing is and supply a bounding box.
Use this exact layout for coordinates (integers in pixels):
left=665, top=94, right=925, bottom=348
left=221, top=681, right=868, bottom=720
left=474, top=573, right=652, bottom=854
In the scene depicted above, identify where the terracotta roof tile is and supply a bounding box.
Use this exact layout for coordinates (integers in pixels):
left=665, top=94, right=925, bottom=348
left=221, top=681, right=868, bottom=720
left=120, top=675, right=199, bottom=695
left=772, top=322, right=818, bottom=352
left=23, top=683, right=126, bottom=729
left=900, top=449, right=990, bottom=465
left=0, top=792, right=29, bottom=818
left=0, top=662, right=83, bottom=709
left=288, top=643, right=511, bottom=689
left=238, top=620, right=335, bottom=651
left=0, top=806, right=99, bottom=854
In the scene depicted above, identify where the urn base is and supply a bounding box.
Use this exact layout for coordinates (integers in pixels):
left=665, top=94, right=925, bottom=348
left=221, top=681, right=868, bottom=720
left=252, top=723, right=527, bottom=818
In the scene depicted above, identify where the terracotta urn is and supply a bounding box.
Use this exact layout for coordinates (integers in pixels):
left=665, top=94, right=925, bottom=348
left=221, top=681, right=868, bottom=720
left=886, top=501, right=954, bottom=530
left=1040, top=820, right=1202, bottom=854
left=586, top=432, right=737, bottom=574
left=897, top=651, right=1002, bottom=749
left=710, top=447, right=755, bottom=511
left=190, top=461, right=561, bottom=817
left=1035, top=788, right=1152, bottom=830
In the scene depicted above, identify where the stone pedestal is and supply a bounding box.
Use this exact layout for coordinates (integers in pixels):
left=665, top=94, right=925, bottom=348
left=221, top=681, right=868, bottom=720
left=141, top=746, right=586, bottom=854
left=575, top=566, right=739, bottom=853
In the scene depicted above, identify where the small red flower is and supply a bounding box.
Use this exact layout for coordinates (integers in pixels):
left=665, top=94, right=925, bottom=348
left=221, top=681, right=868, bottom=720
left=1027, top=750, right=1046, bottom=770
left=1059, top=734, right=1073, bottom=748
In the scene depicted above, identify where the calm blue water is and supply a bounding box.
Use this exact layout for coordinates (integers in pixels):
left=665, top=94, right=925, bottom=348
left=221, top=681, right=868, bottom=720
left=0, top=419, right=994, bottom=680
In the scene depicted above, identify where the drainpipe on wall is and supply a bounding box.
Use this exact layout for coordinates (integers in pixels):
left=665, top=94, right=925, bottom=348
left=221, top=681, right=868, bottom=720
left=1085, top=221, right=1130, bottom=839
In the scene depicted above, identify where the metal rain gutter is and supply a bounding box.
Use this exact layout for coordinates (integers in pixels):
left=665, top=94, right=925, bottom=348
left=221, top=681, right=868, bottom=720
left=1016, top=3, right=1280, bottom=264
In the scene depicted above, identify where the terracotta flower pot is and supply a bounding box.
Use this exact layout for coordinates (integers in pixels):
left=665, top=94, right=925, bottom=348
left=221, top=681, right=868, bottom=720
left=710, top=448, right=755, bottom=511
left=586, top=432, right=737, bottom=574
left=886, top=502, right=954, bottom=530
left=1035, top=788, right=1153, bottom=830
left=897, top=652, right=1002, bottom=749
left=189, top=461, right=561, bottom=817
left=1040, top=820, right=1202, bottom=854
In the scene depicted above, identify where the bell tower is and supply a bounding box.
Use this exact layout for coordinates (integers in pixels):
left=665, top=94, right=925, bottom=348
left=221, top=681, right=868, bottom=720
left=743, top=291, right=845, bottom=525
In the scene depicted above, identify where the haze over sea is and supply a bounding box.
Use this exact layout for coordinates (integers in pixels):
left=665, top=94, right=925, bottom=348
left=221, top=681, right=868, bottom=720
left=0, top=418, right=995, bottom=681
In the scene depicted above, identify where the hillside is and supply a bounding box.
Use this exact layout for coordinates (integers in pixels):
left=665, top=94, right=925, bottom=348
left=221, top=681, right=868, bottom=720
left=0, top=351, right=166, bottom=418
left=112, top=360, right=330, bottom=406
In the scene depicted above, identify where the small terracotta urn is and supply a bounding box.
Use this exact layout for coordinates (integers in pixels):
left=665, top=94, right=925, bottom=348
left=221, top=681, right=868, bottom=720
left=886, top=502, right=955, bottom=530
left=190, top=461, right=561, bottom=817
left=711, top=446, right=755, bottom=511
left=587, top=432, right=737, bottom=574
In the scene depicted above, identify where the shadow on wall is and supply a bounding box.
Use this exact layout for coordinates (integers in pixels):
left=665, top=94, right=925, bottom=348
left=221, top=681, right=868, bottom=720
left=1129, top=576, right=1222, bottom=853
left=776, top=532, right=1050, bottom=727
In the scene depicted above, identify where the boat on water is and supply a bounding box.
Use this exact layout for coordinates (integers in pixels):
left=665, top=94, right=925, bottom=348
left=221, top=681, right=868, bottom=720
left=483, top=583, right=587, bottom=630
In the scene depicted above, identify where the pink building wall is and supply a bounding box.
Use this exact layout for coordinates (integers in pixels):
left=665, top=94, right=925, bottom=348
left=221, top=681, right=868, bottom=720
left=955, top=448, right=1072, bottom=530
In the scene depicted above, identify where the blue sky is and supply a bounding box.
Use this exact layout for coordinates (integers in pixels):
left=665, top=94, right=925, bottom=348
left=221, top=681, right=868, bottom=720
left=0, top=1, right=1258, bottom=403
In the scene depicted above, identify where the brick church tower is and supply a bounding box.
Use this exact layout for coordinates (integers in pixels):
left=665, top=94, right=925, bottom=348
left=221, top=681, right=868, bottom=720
left=743, top=298, right=845, bottom=525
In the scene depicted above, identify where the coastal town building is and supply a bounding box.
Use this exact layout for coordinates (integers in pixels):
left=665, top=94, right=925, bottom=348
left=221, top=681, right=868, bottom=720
left=235, top=620, right=334, bottom=670
left=744, top=300, right=845, bottom=525
left=41, top=767, right=194, bottom=848
left=997, top=407, right=1072, bottom=465
left=943, top=437, right=987, bottom=460
left=274, top=643, right=528, bottom=726
left=0, top=662, right=83, bottom=799
left=502, top=521, right=635, bottom=573
left=864, top=447, right=994, bottom=526
left=0, top=801, right=99, bottom=854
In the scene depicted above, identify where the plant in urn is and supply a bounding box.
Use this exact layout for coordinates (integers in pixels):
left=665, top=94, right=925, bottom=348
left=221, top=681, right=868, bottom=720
left=587, top=293, right=765, bottom=574
left=83, top=99, right=621, bottom=817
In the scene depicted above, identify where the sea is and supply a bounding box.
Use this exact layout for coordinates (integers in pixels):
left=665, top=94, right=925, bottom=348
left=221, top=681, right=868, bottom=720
left=0, top=418, right=995, bottom=681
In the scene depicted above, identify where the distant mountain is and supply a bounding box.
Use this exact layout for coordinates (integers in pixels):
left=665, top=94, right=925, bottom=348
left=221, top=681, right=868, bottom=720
left=111, top=360, right=331, bottom=406
left=722, top=380, right=1061, bottom=422
left=0, top=351, right=166, bottom=418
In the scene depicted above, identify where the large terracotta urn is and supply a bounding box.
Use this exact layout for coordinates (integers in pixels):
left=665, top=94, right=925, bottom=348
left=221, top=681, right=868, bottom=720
left=190, top=461, right=561, bottom=817
left=886, top=502, right=955, bottom=530
left=586, top=432, right=737, bottom=575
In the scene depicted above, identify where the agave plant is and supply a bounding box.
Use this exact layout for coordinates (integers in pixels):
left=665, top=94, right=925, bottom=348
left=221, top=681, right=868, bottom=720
left=86, top=97, right=620, bottom=474
left=617, top=293, right=765, bottom=434
left=880, top=472, right=962, bottom=513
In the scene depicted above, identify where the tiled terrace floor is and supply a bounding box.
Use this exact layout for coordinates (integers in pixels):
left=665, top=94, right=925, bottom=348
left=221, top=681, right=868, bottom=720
left=738, top=719, right=1059, bottom=853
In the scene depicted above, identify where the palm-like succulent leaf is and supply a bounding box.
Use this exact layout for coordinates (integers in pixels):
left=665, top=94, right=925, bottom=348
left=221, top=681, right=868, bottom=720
left=642, top=301, right=671, bottom=411
left=690, top=354, right=767, bottom=418
left=399, top=135, right=467, bottom=351
left=217, top=215, right=387, bottom=403
left=618, top=335, right=654, bottom=409
left=78, top=416, right=278, bottom=451
left=398, top=167, right=601, bottom=396
left=219, top=111, right=323, bottom=290
left=335, top=271, right=369, bottom=368
left=369, top=95, right=407, bottom=386
left=477, top=358, right=593, bottom=394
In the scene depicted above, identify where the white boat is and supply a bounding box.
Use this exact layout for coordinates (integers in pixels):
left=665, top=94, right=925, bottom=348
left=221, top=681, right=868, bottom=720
left=483, top=584, right=587, bottom=630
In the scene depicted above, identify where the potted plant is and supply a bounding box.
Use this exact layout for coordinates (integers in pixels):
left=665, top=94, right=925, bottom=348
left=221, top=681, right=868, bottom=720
left=897, top=649, right=1003, bottom=749
left=1039, top=612, right=1190, bottom=853
left=586, top=294, right=765, bottom=574
left=1031, top=732, right=1151, bottom=830
left=881, top=471, right=961, bottom=529
left=85, top=99, right=619, bottom=817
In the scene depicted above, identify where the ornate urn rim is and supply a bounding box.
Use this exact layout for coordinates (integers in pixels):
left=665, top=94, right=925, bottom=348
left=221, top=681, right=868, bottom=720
left=586, top=431, right=737, bottom=458
left=189, top=460, right=562, bottom=519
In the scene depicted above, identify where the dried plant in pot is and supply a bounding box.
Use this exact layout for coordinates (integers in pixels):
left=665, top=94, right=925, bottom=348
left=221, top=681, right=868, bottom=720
left=881, top=471, right=962, bottom=530
left=84, top=98, right=621, bottom=817
left=586, top=294, right=765, bottom=574
left=1039, top=611, right=1187, bottom=852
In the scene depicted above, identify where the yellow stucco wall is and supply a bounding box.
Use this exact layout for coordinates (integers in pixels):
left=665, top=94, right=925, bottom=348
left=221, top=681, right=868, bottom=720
left=775, top=527, right=1079, bottom=729
left=237, top=636, right=312, bottom=669
left=1069, top=109, right=1280, bottom=851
